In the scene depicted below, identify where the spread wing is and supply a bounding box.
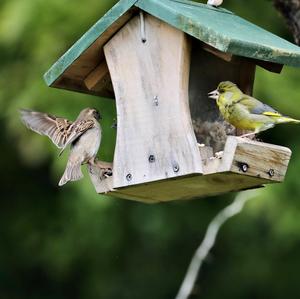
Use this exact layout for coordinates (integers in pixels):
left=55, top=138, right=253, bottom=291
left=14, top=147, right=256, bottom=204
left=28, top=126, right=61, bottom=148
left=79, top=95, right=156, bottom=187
left=237, top=96, right=282, bottom=117
left=20, top=109, right=73, bottom=148
left=20, top=109, right=95, bottom=154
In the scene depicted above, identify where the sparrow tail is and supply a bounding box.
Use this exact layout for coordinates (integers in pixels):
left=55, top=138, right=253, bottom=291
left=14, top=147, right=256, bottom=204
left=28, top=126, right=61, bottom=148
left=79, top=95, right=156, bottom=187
left=59, top=161, right=83, bottom=186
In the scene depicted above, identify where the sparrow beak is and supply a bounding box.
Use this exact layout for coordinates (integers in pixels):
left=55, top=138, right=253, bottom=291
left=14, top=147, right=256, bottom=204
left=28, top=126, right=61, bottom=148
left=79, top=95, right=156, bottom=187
left=95, top=111, right=102, bottom=120
left=208, top=89, right=219, bottom=100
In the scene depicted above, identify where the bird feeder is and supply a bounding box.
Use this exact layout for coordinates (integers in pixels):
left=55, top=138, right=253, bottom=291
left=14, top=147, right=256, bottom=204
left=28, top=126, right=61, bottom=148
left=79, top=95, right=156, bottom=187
left=44, top=0, right=300, bottom=203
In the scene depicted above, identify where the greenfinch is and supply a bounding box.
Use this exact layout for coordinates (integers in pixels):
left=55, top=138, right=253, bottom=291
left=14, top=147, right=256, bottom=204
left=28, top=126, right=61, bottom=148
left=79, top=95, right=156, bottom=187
left=208, top=81, right=300, bottom=137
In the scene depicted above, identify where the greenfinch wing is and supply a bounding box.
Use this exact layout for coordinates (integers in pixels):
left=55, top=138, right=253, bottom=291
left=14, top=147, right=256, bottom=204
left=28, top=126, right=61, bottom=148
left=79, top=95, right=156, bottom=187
left=238, top=96, right=281, bottom=116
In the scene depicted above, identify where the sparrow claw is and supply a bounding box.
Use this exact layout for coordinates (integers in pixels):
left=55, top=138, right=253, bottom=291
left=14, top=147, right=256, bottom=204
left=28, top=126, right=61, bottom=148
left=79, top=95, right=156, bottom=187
left=103, top=169, right=113, bottom=178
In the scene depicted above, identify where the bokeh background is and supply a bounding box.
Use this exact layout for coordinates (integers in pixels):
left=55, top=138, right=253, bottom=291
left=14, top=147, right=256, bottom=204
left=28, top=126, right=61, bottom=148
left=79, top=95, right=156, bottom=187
left=1, top=0, right=300, bottom=298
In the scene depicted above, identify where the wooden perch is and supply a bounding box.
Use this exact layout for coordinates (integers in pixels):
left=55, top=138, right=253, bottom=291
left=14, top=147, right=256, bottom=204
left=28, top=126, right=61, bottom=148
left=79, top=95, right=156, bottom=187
left=87, top=137, right=291, bottom=203
left=206, top=136, right=291, bottom=182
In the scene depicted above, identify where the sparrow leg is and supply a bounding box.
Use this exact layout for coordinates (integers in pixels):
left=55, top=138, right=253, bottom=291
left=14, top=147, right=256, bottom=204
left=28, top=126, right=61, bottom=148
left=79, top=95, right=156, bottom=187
left=94, top=160, right=113, bottom=169
left=88, top=157, right=97, bottom=166
left=90, top=159, right=113, bottom=178
left=103, top=169, right=113, bottom=178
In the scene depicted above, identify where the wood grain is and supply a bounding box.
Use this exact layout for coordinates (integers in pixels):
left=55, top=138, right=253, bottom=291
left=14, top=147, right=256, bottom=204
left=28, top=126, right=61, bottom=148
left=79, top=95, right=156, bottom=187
left=104, top=14, right=202, bottom=188
left=89, top=136, right=291, bottom=203
left=202, top=43, right=233, bottom=62
left=99, top=172, right=267, bottom=203
left=219, top=136, right=291, bottom=182
left=136, top=0, right=300, bottom=67
left=49, top=7, right=138, bottom=98
left=84, top=61, right=113, bottom=94
left=202, top=43, right=283, bottom=74
left=45, top=0, right=300, bottom=97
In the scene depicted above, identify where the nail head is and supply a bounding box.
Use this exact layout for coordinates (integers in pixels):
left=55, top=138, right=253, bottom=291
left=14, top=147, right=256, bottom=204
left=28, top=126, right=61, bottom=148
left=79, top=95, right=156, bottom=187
left=239, top=162, right=248, bottom=173
left=149, top=155, right=155, bottom=163
left=173, top=162, right=180, bottom=173
left=268, top=169, right=275, bottom=177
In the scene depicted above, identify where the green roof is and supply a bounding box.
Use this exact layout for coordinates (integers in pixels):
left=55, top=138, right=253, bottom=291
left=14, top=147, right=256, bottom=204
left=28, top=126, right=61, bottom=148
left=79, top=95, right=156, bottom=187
left=44, top=0, right=300, bottom=95
left=138, top=0, right=300, bottom=65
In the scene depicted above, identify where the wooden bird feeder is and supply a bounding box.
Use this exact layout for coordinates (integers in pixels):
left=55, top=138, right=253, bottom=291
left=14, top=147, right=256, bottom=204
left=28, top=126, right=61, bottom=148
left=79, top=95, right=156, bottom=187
left=44, top=0, right=300, bottom=203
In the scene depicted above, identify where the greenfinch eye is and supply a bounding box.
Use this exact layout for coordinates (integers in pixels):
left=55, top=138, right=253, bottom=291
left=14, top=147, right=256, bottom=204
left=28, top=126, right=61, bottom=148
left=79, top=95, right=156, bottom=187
left=219, top=88, right=225, bottom=93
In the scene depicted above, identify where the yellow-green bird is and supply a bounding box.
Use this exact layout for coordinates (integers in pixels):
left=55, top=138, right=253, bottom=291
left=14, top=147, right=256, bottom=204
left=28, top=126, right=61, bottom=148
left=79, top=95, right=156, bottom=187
left=208, top=81, right=300, bottom=137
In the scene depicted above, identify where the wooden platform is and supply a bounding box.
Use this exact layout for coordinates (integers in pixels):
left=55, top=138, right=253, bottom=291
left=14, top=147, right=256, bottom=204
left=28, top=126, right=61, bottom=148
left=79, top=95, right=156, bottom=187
left=88, top=136, right=292, bottom=203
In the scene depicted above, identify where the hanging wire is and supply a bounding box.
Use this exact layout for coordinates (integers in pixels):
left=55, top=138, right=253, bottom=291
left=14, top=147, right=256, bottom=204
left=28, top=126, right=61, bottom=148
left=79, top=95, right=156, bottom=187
left=140, top=11, right=146, bottom=43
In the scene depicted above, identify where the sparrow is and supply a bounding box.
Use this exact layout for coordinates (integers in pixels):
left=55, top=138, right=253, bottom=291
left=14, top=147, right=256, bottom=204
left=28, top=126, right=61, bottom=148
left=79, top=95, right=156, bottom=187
left=208, top=81, right=300, bottom=137
left=207, top=0, right=223, bottom=7
left=20, top=107, right=102, bottom=186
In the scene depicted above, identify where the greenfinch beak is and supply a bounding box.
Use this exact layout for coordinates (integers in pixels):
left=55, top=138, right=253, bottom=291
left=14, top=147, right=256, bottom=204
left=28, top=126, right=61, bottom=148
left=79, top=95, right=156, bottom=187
left=208, top=89, right=219, bottom=100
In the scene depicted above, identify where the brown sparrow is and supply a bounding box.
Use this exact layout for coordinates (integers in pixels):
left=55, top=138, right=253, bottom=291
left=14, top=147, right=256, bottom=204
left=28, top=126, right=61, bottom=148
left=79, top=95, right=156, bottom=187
left=20, top=107, right=102, bottom=186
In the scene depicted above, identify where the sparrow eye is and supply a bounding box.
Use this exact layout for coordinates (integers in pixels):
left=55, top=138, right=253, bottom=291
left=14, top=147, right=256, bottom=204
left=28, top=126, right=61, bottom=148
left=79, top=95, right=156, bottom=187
left=93, top=110, right=101, bottom=120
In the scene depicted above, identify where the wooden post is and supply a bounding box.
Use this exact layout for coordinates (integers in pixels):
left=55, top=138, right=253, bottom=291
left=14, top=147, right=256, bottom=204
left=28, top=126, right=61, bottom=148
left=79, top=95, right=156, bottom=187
left=104, top=14, right=202, bottom=188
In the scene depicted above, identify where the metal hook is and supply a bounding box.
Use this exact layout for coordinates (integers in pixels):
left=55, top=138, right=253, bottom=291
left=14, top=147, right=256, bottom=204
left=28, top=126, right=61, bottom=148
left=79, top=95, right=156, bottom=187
left=140, top=11, right=146, bottom=43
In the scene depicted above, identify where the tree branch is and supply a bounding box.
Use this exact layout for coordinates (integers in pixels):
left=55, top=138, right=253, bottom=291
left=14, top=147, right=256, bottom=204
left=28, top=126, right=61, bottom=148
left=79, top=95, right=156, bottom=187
left=175, top=191, right=258, bottom=299
left=273, top=0, right=300, bottom=45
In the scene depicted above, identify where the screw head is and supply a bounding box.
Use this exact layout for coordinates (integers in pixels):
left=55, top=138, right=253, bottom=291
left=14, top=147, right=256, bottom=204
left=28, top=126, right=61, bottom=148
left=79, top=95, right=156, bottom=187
left=268, top=169, right=275, bottom=177
left=126, top=173, right=132, bottom=181
left=173, top=162, right=180, bottom=173
left=148, top=155, right=155, bottom=163
left=238, top=162, right=249, bottom=173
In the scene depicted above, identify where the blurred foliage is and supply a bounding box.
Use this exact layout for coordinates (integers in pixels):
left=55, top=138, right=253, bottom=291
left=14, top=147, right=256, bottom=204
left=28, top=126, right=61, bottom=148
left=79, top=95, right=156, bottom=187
left=1, top=0, right=300, bottom=298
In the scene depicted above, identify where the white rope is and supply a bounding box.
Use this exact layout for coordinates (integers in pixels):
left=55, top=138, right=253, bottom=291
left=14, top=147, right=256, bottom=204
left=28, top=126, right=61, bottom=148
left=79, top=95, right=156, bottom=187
left=175, top=190, right=258, bottom=299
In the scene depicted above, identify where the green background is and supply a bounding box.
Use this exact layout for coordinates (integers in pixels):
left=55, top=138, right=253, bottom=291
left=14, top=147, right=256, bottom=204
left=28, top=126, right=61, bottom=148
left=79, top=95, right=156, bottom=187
left=1, top=0, right=300, bottom=298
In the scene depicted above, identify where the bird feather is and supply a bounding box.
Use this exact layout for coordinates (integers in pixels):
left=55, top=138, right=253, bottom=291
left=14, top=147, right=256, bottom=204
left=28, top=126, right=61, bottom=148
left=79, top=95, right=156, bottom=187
left=20, top=109, right=73, bottom=148
left=58, top=119, right=95, bottom=156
